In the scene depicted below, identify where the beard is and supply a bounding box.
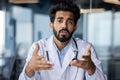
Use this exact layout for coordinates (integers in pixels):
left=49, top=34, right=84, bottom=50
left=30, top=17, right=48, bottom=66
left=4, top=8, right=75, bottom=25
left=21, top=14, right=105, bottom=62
left=53, top=27, right=74, bottom=42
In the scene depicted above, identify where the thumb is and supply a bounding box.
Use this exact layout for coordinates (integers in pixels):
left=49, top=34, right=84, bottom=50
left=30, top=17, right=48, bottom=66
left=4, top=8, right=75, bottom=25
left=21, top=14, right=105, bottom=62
left=33, top=43, right=40, bottom=56
left=85, top=44, right=91, bottom=56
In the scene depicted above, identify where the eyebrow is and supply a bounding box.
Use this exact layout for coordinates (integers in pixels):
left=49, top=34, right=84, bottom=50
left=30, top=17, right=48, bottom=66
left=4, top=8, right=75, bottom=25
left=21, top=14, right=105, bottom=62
left=57, top=17, right=63, bottom=19
left=68, top=18, right=74, bottom=21
left=57, top=17, right=73, bottom=20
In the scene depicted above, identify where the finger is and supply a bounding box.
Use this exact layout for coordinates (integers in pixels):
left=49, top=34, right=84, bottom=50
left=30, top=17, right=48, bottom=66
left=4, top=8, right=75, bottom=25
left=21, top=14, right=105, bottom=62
left=82, top=55, right=90, bottom=60
left=33, top=43, right=40, bottom=56
left=36, top=54, right=46, bottom=60
left=70, top=60, right=82, bottom=66
left=70, top=60, right=88, bottom=68
left=37, top=64, right=53, bottom=70
left=85, top=44, right=91, bottom=56
left=41, top=67, right=53, bottom=70
left=37, top=60, right=49, bottom=65
left=39, top=66, right=53, bottom=70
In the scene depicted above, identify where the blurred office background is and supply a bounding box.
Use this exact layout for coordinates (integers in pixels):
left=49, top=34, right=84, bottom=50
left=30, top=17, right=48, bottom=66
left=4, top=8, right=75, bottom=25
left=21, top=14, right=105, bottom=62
left=0, top=0, right=120, bottom=80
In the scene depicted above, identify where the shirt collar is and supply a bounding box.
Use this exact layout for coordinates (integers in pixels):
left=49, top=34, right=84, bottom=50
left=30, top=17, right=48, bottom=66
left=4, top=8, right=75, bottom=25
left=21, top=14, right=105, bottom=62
left=52, top=37, right=72, bottom=53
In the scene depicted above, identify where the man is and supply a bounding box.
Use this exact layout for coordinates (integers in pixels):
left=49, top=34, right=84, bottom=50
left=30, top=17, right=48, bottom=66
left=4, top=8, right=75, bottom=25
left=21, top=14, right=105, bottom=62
left=19, top=1, right=107, bottom=80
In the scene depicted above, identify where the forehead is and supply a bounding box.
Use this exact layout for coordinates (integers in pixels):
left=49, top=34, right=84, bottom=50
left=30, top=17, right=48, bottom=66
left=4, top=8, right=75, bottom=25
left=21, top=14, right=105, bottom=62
left=55, top=11, right=74, bottom=19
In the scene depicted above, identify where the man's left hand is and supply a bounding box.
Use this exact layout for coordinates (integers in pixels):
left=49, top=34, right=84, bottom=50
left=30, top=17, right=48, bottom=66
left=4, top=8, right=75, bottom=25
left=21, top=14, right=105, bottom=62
left=70, top=44, right=96, bottom=75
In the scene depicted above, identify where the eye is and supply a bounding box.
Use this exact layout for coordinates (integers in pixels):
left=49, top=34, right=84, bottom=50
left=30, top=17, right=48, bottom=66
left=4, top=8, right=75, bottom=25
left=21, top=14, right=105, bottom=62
left=68, top=20, right=74, bottom=25
left=57, top=19, right=63, bottom=23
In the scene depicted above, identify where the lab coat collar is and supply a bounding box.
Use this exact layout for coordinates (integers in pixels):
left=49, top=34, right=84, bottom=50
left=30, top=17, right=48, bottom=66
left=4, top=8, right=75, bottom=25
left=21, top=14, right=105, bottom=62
left=46, top=35, right=77, bottom=75
left=61, top=38, right=77, bottom=74
left=46, top=35, right=62, bottom=69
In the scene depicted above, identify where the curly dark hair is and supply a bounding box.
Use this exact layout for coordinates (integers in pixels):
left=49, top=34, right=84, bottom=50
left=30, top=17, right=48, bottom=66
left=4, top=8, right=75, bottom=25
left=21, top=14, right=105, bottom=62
left=49, top=0, right=80, bottom=26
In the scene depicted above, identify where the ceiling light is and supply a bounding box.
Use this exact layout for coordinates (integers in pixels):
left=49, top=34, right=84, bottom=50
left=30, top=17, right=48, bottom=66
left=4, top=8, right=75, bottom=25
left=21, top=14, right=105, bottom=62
left=80, top=8, right=105, bottom=13
left=9, top=0, right=39, bottom=4
left=104, top=0, right=120, bottom=5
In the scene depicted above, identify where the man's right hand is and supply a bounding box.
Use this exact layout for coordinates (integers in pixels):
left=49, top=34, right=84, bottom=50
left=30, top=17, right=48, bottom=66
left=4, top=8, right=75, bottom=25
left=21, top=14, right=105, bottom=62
left=25, top=43, right=53, bottom=77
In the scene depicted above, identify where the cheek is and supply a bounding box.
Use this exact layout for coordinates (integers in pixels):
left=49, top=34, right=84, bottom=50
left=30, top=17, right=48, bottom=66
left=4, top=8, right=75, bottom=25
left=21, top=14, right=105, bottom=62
left=53, top=26, right=60, bottom=34
left=53, top=24, right=60, bottom=32
left=68, top=27, right=76, bottom=33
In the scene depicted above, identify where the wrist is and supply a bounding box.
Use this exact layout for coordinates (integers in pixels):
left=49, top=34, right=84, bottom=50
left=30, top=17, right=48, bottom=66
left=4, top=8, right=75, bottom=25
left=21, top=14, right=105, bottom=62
left=25, top=64, right=35, bottom=77
left=87, top=63, right=96, bottom=75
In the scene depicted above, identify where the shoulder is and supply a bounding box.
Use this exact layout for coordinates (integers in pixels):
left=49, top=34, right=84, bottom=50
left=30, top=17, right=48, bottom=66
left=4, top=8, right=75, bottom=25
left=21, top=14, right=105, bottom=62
left=73, top=38, right=92, bottom=49
left=74, top=38, right=90, bottom=45
left=32, top=36, right=52, bottom=48
left=73, top=38, right=96, bottom=56
left=31, top=38, right=47, bottom=49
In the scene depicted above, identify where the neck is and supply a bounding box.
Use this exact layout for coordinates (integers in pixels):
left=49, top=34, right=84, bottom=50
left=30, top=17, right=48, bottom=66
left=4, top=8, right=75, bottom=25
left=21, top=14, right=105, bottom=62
left=53, top=36, right=70, bottom=51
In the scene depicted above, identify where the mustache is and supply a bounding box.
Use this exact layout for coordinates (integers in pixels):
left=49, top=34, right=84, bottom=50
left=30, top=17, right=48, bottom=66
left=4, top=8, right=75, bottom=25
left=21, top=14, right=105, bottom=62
left=59, top=29, right=69, bottom=33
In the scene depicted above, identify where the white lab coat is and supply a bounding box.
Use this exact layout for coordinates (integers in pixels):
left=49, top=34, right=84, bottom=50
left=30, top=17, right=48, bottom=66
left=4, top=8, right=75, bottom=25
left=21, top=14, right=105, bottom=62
left=19, top=35, right=107, bottom=80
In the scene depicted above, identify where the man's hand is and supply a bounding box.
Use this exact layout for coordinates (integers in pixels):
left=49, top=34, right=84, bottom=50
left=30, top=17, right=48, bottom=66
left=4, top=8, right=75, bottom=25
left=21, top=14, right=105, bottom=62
left=25, top=43, right=53, bottom=77
left=70, top=44, right=96, bottom=75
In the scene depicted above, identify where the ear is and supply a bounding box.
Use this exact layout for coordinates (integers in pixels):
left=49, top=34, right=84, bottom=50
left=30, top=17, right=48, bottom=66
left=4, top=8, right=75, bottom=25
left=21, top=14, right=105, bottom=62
left=49, top=22, right=54, bottom=29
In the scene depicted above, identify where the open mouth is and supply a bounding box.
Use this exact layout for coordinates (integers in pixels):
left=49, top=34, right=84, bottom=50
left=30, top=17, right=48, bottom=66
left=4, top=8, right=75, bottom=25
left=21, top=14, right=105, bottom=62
left=60, top=30, right=68, bottom=35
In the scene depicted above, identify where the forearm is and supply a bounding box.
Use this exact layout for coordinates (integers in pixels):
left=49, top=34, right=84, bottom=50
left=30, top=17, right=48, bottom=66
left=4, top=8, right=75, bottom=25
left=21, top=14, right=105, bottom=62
left=87, top=62, right=96, bottom=75
left=19, top=65, right=36, bottom=80
left=25, top=64, right=35, bottom=78
left=86, top=68, right=107, bottom=80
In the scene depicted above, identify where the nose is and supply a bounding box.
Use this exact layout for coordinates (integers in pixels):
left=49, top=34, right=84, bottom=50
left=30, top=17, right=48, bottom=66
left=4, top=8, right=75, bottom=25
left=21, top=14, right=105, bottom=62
left=62, top=21, right=67, bottom=29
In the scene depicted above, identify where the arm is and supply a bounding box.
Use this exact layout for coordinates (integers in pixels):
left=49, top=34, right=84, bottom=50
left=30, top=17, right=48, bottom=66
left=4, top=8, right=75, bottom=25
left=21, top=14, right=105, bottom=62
left=18, top=42, right=37, bottom=80
left=19, top=42, right=53, bottom=80
left=85, top=45, right=107, bottom=80
left=70, top=44, right=107, bottom=80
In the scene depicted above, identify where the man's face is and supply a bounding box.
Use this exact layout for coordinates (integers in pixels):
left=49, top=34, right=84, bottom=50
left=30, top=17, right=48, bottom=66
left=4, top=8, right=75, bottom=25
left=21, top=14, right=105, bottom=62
left=50, top=11, right=76, bottom=42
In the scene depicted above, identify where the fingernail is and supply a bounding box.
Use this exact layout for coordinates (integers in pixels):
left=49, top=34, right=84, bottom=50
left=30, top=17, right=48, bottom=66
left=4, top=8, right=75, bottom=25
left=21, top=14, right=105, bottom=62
left=47, top=61, right=50, bottom=64
left=73, top=60, right=76, bottom=62
left=50, top=62, right=54, bottom=65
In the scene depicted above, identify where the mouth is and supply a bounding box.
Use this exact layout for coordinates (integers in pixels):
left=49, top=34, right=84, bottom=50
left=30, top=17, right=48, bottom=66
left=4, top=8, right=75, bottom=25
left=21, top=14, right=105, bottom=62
left=60, top=30, right=68, bottom=35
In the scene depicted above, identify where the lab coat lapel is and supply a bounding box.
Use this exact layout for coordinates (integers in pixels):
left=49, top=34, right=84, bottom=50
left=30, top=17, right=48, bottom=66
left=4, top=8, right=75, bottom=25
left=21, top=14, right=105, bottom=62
left=46, top=36, right=61, bottom=69
left=61, top=39, right=77, bottom=74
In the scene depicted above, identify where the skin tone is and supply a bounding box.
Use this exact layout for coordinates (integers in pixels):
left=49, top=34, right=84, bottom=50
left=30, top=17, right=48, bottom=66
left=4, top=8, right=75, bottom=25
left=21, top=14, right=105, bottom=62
left=50, top=11, right=76, bottom=51
left=25, top=11, right=96, bottom=77
left=25, top=43, right=53, bottom=77
left=70, top=44, right=96, bottom=75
